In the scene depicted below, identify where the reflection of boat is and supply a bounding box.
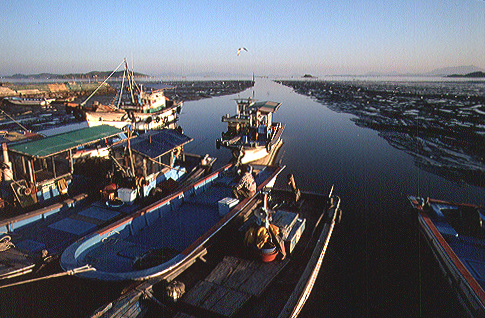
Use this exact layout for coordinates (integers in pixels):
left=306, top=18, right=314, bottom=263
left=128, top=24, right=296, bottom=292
left=216, top=98, right=285, bottom=164
left=90, top=182, right=341, bottom=318
left=2, top=97, right=55, bottom=107
left=0, top=129, right=214, bottom=281
left=61, top=163, right=284, bottom=281
left=66, top=59, right=182, bottom=131
left=408, top=196, right=485, bottom=317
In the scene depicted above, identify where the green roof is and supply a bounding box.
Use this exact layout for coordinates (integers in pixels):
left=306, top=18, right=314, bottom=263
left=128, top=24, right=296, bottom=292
left=8, top=125, right=123, bottom=158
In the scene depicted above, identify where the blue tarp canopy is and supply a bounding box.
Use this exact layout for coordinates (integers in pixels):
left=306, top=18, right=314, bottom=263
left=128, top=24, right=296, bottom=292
left=121, top=129, right=192, bottom=159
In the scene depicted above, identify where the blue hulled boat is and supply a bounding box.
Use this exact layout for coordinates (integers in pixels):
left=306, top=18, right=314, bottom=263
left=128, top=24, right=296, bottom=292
left=409, top=196, right=485, bottom=317
left=0, top=129, right=212, bottom=280
left=61, top=163, right=284, bottom=281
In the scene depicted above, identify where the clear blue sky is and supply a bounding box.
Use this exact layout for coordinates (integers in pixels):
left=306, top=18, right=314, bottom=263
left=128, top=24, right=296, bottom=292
left=1, top=0, right=484, bottom=77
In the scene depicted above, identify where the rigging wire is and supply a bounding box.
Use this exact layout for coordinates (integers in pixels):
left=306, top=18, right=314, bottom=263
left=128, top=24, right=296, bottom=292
left=0, top=109, right=30, bottom=132
left=80, top=59, right=125, bottom=107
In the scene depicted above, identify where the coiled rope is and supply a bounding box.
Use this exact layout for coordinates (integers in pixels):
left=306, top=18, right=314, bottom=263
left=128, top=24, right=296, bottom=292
left=0, top=236, right=14, bottom=252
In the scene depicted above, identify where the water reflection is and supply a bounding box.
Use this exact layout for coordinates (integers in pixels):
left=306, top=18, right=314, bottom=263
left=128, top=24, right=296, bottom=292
left=277, top=80, right=485, bottom=188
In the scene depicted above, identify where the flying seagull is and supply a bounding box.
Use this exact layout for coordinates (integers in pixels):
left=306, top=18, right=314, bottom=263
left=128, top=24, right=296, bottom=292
left=237, top=47, right=248, bottom=56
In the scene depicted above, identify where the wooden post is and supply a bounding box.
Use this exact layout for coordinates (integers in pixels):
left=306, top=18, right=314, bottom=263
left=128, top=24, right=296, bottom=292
left=287, top=174, right=300, bottom=202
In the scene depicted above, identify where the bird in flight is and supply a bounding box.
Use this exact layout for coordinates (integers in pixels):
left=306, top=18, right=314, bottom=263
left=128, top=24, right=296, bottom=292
left=237, top=47, right=248, bottom=56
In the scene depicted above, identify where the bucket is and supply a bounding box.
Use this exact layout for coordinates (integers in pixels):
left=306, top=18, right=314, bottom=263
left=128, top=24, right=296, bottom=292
left=259, top=250, right=278, bottom=262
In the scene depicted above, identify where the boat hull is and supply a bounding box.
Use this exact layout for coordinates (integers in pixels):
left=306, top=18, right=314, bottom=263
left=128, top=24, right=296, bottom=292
left=223, top=124, right=285, bottom=164
left=89, top=188, right=340, bottom=318
left=409, top=197, right=485, bottom=317
left=85, top=104, right=180, bottom=130
left=60, top=164, right=284, bottom=281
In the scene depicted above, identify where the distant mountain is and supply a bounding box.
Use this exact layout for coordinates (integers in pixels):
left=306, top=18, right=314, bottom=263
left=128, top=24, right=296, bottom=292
left=426, top=65, right=485, bottom=76
left=5, top=70, right=148, bottom=80
left=447, top=71, right=485, bottom=78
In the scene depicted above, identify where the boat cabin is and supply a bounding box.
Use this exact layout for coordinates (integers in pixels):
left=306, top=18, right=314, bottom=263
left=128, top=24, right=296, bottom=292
left=1, top=125, right=123, bottom=208
left=222, top=100, right=282, bottom=141
left=110, top=129, right=192, bottom=198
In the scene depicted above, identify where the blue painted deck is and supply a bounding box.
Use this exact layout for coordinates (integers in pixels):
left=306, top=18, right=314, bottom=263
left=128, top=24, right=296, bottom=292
left=60, top=164, right=284, bottom=281
left=76, top=179, right=233, bottom=273
left=419, top=199, right=485, bottom=291
left=8, top=202, right=140, bottom=256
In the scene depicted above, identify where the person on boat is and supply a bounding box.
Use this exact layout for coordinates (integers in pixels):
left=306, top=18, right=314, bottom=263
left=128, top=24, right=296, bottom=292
left=257, top=120, right=266, bottom=142
left=232, top=165, right=256, bottom=199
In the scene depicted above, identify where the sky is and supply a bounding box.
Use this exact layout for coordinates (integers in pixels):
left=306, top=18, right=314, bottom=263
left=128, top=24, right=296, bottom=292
left=1, top=0, right=484, bottom=77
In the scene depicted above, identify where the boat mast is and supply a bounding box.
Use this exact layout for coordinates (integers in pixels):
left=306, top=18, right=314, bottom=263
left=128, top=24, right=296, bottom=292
left=124, top=58, right=136, bottom=105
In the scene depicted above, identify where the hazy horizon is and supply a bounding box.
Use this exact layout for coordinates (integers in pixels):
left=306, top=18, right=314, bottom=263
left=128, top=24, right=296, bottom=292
left=2, top=0, right=484, bottom=78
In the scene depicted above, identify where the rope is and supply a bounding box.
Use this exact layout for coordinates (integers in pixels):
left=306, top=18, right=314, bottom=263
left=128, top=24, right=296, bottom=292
left=0, top=265, right=96, bottom=289
left=0, top=109, right=30, bottom=132
left=81, top=60, right=125, bottom=107
left=0, top=236, right=14, bottom=252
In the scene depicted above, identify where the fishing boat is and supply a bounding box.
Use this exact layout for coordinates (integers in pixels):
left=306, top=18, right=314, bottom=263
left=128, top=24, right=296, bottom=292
left=89, top=179, right=340, bottom=318
left=408, top=196, right=485, bottom=317
left=3, top=97, right=55, bottom=107
left=0, top=129, right=214, bottom=281
left=216, top=98, right=285, bottom=164
left=60, top=163, right=284, bottom=282
left=66, top=59, right=182, bottom=131
left=0, top=125, right=124, bottom=211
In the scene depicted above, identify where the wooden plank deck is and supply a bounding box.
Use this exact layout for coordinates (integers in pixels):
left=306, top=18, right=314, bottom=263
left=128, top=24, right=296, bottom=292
left=182, top=255, right=289, bottom=317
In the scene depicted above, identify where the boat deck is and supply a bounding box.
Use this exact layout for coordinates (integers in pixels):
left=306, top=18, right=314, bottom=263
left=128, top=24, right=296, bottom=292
left=180, top=255, right=290, bottom=317
left=410, top=197, right=485, bottom=316
left=101, top=189, right=338, bottom=318
left=5, top=200, right=140, bottom=257
left=83, top=185, right=231, bottom=273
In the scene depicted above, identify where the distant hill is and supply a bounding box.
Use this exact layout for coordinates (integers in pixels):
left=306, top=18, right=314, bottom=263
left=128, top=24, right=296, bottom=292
left=447, top=71, right=485, bottom=78
left=5, top=70, right=148, bottom=80
left=426, top=65, right=485, bottom=76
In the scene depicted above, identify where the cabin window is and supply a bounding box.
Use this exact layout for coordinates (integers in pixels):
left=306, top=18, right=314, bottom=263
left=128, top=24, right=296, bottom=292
left=10, top=153, right=30, bottom=182
left=33, top=152, right=70, bottom=183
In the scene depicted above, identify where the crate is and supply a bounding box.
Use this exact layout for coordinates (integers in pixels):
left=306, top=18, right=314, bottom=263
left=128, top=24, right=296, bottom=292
left=284, top=218, right=306, bottom=254
left=271, top=210, right=299, bottom=239
left=118, top=188, right=137, bottom=205
left=218, top=197, right=239, bottom=217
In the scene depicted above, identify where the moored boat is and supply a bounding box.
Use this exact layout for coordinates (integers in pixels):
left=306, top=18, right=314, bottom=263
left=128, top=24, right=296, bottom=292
left=408, top=196, right=485, bottom=317
left=3, top=97, right=55, bottom=107
left=66, top=59, right=182, bottom=131
left=0, top=129, right=214, bottom=281
left=60, top=163, right=285, bottom=282
left=88, top=179, right=341, bottom=318
left=216, top=98, right=285, bottom=164
left=0, top=125, right=124, bottom=211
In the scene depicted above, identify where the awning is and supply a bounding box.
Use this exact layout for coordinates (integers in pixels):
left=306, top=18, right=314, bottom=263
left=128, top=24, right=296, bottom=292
left=8, top=125, right=123, bottom=158
left=246, top=101, right=282, bottom=113
left=120, top=129, right=192, bottom=159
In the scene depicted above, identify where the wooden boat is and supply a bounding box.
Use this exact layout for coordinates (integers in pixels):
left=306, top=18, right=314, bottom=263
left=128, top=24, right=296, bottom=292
left=408, top=196, right=485, bottom=317
left=66, top=59, right=182, bottom=131
left=0, top=125, right=124, bottom=211
left=216, top=98, right=285, bottom=164
left=88, top=181, right=341, bottom=318
left=0, top=130, right=43, bottom=145
left=0, top=129, right=214, bottom=281
left=60, top=163, right=284, bottom=282
left=3, top=97, right=55, bottom=107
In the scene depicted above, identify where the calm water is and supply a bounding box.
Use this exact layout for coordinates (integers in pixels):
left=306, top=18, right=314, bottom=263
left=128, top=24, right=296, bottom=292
left=2, top=78, right=485, bottom=317
left=178, top=78, right=485, bottom=317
